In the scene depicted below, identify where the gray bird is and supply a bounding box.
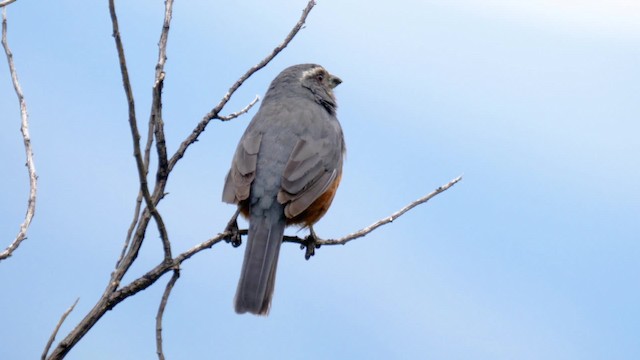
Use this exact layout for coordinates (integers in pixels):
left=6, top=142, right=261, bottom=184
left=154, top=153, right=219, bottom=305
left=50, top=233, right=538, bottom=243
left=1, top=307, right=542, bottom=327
left=222, top=64, right=345, bottom=315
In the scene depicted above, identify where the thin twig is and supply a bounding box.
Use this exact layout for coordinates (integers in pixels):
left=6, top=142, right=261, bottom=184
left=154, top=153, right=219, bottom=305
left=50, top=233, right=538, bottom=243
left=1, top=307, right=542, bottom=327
left=218, top=95, right=260, bottom=121
left=167, top=0, right=317, bottom=172
left=315, top=175, right=462, bottom=245
left=1, top=7, right=38, bottom=261
left=0, top=0, right=17, bottom=8
left=117, top=192, right=144, bottom=268
left=148, top=0, right=175, bottom=260
left=155, top=269, right=180, bottom=360
left=41, top=298, right=79, bottom=360
left=150, top=4, right=171, bottom=176
left=116, top=120, right=154, bottom=268
left=117, top=83, right=157, bottom=268
left=278, top=176, right=462, bottom=251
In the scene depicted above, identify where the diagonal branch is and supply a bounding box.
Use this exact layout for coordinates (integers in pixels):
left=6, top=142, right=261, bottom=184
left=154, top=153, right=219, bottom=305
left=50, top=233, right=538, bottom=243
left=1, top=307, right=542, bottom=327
left=147, top=0, right=175, bottom=260
left=155, top=269, right=180, bottom=360
left=41, top=298, right=79, bottom=360
left=280, top=176, right=462, bottom=257
left=150, top=0, right=172, bottom=180
left=307, top=175, right=462, bottom=246
left=117, top=81, right=158, bottom=268
left=1, top=7, right=38, bottom=262
left=218, top=95, right=260, bottom=121
left=167, top=0, right=317, bottom=172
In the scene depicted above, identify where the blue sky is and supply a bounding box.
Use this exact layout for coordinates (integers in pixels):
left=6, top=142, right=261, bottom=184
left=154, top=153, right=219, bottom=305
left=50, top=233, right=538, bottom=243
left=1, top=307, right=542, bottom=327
left=1, top=0, right=639, bottom=359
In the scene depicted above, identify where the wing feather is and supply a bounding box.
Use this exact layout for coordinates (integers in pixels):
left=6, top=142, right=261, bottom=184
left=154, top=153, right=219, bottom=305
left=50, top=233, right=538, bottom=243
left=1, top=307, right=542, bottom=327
left=222, top=133, right=262, bottom=204
left=277, top=137, right=341, bottom=218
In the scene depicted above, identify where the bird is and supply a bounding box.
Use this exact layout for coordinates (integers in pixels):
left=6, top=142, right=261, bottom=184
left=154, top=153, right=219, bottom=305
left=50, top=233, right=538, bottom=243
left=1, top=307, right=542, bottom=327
left=222, top=64, right=345, bottom=315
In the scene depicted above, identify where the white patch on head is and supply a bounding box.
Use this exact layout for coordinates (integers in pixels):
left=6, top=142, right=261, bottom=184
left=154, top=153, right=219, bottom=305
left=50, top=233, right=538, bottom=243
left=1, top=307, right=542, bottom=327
left=301, top=66, right=325, bottom=80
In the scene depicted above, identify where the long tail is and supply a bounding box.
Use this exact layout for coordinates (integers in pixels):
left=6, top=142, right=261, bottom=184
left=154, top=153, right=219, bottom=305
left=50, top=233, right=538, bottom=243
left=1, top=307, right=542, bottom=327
left=234, top=211, right=285, bottom=315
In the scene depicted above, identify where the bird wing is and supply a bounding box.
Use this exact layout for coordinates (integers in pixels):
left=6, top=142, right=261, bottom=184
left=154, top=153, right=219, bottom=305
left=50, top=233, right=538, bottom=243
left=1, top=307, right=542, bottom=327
left=222, top=132, right=262, bottom=204
left=277, top=136, right=341, bottom=219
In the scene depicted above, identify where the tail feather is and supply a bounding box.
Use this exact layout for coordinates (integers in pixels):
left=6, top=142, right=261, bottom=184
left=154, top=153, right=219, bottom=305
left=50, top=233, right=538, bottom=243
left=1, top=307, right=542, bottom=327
left=234, top=212, right=285, bottom=315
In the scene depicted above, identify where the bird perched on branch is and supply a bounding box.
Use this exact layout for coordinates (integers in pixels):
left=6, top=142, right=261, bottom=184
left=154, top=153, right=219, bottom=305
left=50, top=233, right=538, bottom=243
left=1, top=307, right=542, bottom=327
left=222, top=64, right=345, bottom=315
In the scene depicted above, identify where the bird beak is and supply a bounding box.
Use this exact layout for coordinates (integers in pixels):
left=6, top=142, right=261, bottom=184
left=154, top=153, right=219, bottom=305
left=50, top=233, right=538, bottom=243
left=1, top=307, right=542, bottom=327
left=329, top=75, right=342, bottom=88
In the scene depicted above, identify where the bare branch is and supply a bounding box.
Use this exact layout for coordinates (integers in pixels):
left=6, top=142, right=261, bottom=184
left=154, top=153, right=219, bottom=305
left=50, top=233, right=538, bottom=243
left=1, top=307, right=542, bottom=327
left=109, top=0, right=171, bottom=264
left=117, top=86, right=158, bottom=268
left=117, top=177, right=463, bottom=299
left=0, top=0, right=17, bottom=8
left=117, top=101, right=156, bottom=269
left=321, top=175, right=462, bottom=245
left=112, top=234, right=227, bottom=304
left=44, top=2, right=178, bottom=357
left=282, top=176, right=463, bottom=250
left=1, top=7, right=38, bottom=261
left=148, top=0, right=176, bottom=260
left=149, top=0, right=172, bottom=177
left=108, top=0, right=137, bottom=161
left=117, top=192, right=144, bottom=268
left=167, top=0, right=317, bottom=172
left=218, top=95, right=260, bottom=121
left=155, top=269, right=180, bottom=360
left=41, top=298, right=79, bottom=360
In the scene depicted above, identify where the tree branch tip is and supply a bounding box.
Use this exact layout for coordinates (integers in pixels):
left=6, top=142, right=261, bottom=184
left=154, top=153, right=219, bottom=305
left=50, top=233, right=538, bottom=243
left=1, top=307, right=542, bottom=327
left=0, top=0, right=18, bottom=9
left=41, top=297, right=80, bottom=360
left=218, top=95, right=261, bottom=121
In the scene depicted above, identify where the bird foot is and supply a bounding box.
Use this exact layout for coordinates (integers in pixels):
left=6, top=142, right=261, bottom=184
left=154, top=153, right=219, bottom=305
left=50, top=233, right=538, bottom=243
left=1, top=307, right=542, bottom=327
left=300, top=227, right=322, bottom=260
left=224, top=212, right=242, bottom=248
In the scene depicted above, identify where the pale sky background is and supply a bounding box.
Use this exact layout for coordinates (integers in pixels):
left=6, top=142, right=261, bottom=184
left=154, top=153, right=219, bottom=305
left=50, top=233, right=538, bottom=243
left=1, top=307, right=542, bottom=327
left=1, top=0, right=639, bottom=359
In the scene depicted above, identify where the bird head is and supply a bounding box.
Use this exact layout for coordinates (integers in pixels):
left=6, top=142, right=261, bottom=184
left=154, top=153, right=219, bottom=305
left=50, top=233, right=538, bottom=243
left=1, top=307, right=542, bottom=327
left=264, top=64, right=342, bottom=115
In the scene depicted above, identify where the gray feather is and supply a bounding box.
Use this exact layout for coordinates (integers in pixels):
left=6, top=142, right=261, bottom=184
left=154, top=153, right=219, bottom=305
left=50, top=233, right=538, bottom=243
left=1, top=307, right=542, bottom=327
left=234, top=206, right=285, bottom=315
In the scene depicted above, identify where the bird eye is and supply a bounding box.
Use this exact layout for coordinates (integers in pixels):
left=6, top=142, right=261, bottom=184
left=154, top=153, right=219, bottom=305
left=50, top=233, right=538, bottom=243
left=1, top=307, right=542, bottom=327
left=316, top=73, right=325, bottom=82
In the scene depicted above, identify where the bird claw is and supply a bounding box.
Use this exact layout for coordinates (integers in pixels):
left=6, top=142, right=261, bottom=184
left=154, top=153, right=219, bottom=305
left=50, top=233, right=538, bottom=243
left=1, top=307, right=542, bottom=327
left=300, top=228, right=323, bottom=260
left=224, top=217, right=242, bottom=248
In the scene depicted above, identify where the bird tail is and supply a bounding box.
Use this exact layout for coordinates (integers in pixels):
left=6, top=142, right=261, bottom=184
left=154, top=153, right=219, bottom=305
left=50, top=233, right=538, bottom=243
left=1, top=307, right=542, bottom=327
left=234, top=211, right=285, bottom=315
